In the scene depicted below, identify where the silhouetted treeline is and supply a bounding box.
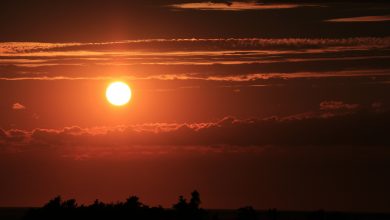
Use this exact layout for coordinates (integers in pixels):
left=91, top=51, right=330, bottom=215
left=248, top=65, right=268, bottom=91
left=23, top=191, right=390, bottom=220
left=24, top=191, right=207, bottom=220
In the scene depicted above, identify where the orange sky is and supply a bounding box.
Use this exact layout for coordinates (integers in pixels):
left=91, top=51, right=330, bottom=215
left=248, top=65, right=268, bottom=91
left=1, top=0, right=390, bottom=212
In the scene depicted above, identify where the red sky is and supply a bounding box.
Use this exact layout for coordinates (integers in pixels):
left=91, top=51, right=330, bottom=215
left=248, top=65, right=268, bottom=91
left=1, top=0, right=390, bottom=212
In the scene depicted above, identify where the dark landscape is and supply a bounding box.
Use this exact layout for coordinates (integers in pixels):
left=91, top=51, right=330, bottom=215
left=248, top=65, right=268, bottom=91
left=2, top=191, right=390, bottom=220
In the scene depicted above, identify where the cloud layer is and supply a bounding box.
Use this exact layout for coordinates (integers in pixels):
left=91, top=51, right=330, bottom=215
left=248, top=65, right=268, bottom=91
left=0, top=37, right=389, bottom=81
left=326, top=15, right=390, bottom=23
left=1, top=103, right=389, bottom=157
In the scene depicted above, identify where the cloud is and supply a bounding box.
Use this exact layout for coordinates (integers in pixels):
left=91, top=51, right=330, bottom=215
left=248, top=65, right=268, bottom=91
left=0, top=37, right=389, bottom=81
left=1, top=103, right=389, bottom=156
left=2, top=38, right=389, bottom=55
left=320, top=101, right=359, bottom=111
left=12, top=102, right=26, bottom=110
left=170, top=1, right=319, bottom=11
left=0, top=69, right=389, bottom=83
left=0, top=42, right=82, bottom=54
left=326, top=15, right=390, bottom=23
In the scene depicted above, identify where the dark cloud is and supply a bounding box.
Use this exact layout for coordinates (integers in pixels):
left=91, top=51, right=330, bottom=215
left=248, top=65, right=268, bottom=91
left=1, top=0, right=390, bottom=41
left=170, top=2, right=320, bottom=11
left=3, top=38, right=389, bottom=54
left=1, top=105, right=389, bottom=154
left=319, top=100, right=359, bottom=111
left=326, top=15, right=390, bottom=23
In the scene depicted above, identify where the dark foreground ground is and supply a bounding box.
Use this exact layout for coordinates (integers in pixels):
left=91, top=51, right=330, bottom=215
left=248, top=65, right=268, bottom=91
left=1, top=208, right=390, bottom=220
left=0, top=208, right=31, bottom=220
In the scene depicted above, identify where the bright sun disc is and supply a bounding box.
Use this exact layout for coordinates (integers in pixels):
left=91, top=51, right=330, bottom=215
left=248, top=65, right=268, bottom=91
left=106, top=82, right=132, bottom=106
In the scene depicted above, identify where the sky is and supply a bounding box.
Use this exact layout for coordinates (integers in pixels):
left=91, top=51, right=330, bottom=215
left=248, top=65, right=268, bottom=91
left=0, top=0, right=390, bottom=212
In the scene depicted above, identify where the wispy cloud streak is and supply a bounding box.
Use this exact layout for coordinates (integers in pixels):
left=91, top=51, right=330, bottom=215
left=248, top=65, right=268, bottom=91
left=170, top=1, right=321, bottom=11
left=0, top=38, right=389, bottom=81
left=2, top=38, right=389, bottom=54
left=326, top=15, right=390, bottom=23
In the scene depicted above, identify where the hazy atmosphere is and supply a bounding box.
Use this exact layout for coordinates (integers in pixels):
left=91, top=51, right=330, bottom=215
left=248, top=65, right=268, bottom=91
left=0, top=0, right=390, bottom=214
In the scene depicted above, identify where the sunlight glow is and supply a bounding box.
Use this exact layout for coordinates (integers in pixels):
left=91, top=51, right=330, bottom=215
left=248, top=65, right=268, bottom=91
left=106, top=82, right=132, bottom=106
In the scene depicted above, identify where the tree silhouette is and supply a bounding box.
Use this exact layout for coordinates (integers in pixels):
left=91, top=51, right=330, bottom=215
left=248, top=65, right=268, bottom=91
left=22, top=192, right=390, bottom=220
left=189, top=190, right=201, bottom=209
left=173, top=195, right=188, bottom=211
left=125, top=196, right=143, bottom=209
left=172, top=190, right=206, bottom=220
left=43, top=196, right=62, bottom=209
left=62, top=199, right=77, bottom=209
left=24, top=191, right=208, bottom=220
left=90, top=199, right=106, bottom=209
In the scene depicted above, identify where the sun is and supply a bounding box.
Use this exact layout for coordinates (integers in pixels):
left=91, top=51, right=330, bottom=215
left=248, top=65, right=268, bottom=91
left=106, top=81, right=132, bottom=106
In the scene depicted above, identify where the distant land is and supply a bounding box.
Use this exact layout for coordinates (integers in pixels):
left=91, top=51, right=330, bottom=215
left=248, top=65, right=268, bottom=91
left=1, top=191, right=390, bottom=220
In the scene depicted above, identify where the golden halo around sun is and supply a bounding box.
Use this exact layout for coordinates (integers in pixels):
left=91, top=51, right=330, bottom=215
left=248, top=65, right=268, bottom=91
left=106, top=81, right=132, bottom=106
